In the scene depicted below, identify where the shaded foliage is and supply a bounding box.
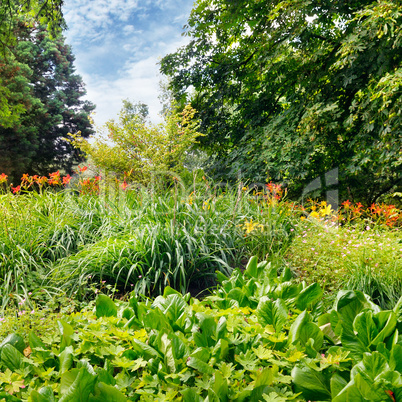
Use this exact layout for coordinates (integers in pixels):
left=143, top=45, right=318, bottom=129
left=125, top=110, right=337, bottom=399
left=161, top=0, right=402, bottom=203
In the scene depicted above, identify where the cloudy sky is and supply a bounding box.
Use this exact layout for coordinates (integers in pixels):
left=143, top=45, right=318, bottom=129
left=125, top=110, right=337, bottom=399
left=63, top=0, right=194, bottom=126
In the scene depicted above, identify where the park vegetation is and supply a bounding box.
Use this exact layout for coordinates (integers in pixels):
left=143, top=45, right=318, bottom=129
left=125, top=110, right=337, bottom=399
left=0, top=0, right=401, bottom=400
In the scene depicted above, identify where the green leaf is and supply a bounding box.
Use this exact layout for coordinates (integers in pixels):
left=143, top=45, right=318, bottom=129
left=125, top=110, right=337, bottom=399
left=88, top=382, right=127, bottom=402
left=30, top=386, right=55, bottom=402
left=0, top=333, right=25, bottom=354
left=95, top=294, right=117, bottom=318
left=351, top=352, right=388, bottom=383
left=353, top=310, right=378, bottom=347
left=332, top=375, right=365, bottom=402
left=334, top=290, right=379, bottom=328
left=292, top=366, right=331, bottom=401
left=331, top=372, right=348, bottom=399
left=1, top=343, right=22, bottom=371
left=245, top=256, right=258, bottom=278
left=59, top=367, right=96, bottom=402
left=182, top=388, right=203, bottom=402
left=371, top=311, right=397, bottom=346
left=58, top=320, right=74, bottom=353
left=250, top=367, right=275, bottom=400
left=59, top=346, right=74, bottom=374
left=390, top=344, right=402, bottom=373
left=29, top=332, right=46, bottom=350
left=257, top=297, right=288, bottom=332
left=295, top=283, right=322, bottom=310
left=212, top=371, right=228, bottom=402
left=186, top=356, right=214, bottom=375
left=288, top=311, right=323, bottom=354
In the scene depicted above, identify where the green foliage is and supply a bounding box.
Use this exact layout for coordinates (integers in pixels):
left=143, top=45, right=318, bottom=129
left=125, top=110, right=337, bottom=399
left=0, top=19, right=94, bottom=181
left=0, top=257, right=401, bottom=400
left=0, top=0, right=64, bottom=127
left=69, top=101, right=202, bottom=186
left=0, top=182, right=298, bottom=305
left=161, top=0, right=402, bottom=202
left=285, top=220, right=402, bottom=309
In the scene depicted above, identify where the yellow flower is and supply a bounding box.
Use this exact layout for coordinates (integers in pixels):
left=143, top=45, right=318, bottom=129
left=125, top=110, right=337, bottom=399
left=243, top=219, right=264, bottom=234
left=310, top=211, right=320, bottom=219
left=319, top=203, right=332, bottom=217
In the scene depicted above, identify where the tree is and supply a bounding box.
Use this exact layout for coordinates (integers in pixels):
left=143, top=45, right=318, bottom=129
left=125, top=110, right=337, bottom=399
left=0, top=20, right=95, bottom=181
left=0, top=0, right=64, bottom=49
left=161, top=0, right=402, bottom=202
left=0, top=0, right=64, bottom=124
left=69, top=100, right=202, bottom=186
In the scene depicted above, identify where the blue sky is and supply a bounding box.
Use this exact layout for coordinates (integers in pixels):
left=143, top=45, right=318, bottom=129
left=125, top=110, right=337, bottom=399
left=63, top=0, right=194, bottom=125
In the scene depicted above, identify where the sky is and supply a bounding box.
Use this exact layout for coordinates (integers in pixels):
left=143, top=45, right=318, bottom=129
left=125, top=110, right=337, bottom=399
left=63, top=0, right=195, bottom=126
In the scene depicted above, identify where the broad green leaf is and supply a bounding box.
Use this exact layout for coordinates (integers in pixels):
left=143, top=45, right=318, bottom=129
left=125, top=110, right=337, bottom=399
left=351, top=352, right=389, bottom=383
left=31, top=386, right=55, bottom=402
left=226, top=288, right=249, bottom=307
left=292, top=366, right=331, bottom=401
left=332, top=375, right=365, bottom=402
left=169, top=332, right=188, bottom=361
left=288, top=310, right=323, bottom=353
left=212, top=371, right=228, bottom=402
left=295, top=283, right=322, bottom=310
left=390, top=344, right=402, bottom=373
left=0, top=333, right=25, bottom=355
left=153, top=294, right=187, bottom=327
left=245, top=256, right=258, bottom=278
left=371, top=311, right=397, bottom=346
left=212, top=338, right=229, bottom=361
left=182, top=388, right=203, bottom=402
left=88, top=382, right=127, bottom=401
left=186, top=356, right=214, bottom=375
left=132, top=338, right=162, bottom=360
left=1, top=343, right=22, bottom=371
left=353, top=310, right=378, bottom=347
left=250, top=367, right=275, bottom=400
left=58, top=320, right=74, bottom=353
left=163, top=286, right=182, bottom=297
left=331, top=372, right=348, bottom=399
left=257, top=297, right=288, bottom=332
left=334, top=290, right=379, bottom=328
left=59, top=346, right=74, bottom=374
left=393, top=295, right=402, bottom=321
left=216, top=316, right=227, bottom=340
left=29, top=332, right=46, bottom=350
left=59, top=367, right=96, bottom=402
left=95, top=294, right=117, bottom=318
left=340, top=329, right=369, bottom=362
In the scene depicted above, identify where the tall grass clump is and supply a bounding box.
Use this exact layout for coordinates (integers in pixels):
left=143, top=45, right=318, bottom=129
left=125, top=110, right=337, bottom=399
left=0, top=177, right=298, bottom=306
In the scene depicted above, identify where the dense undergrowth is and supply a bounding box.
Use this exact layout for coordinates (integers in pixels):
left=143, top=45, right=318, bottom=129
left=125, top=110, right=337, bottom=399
left=0, top=257, right=402, bottom=401
left=0, top=172, right=401, bottom=400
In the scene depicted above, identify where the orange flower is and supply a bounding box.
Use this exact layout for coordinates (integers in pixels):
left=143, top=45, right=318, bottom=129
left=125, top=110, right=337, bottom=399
left=78, top=166, right=88, bottom=172
left=0, top=173, right=7, bottom=184
left=11, top=185, right=21, bottom=194
left=62, top=174, right=72, bottom=185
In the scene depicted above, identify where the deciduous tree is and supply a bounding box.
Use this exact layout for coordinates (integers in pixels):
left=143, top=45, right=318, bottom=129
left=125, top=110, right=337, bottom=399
left=161, top=0, right=402, bottom=202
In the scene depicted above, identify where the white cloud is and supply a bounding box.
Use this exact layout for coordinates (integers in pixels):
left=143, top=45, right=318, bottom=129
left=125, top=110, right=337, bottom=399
left=63, top=0, right=193, bottom=126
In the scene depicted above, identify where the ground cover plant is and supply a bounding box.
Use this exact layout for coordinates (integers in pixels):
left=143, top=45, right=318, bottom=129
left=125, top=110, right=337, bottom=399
left=0, top=257, right=402, bottom=401
left=284, top=201, right=402, bottom=310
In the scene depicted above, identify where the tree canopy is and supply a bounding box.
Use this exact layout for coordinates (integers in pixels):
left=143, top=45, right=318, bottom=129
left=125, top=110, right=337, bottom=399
left=0, top=20, right=94, bottom=181
left=69, top=100, right=202, bottom=186
left=161, top=0, right=402, bottom=202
